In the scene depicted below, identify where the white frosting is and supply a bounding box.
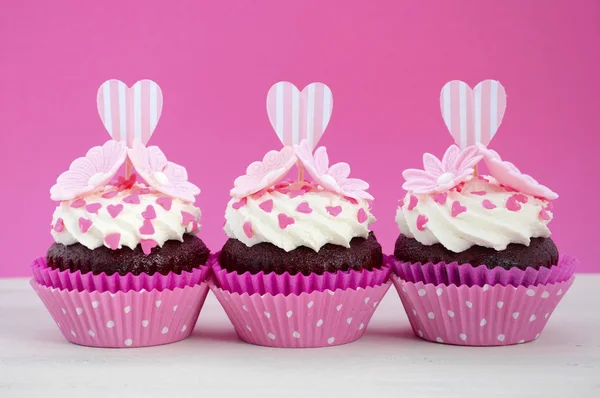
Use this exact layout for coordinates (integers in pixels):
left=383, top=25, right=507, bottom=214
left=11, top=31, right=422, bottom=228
left=51, top=184, right=201, bottom=250
left=224, top=182, right=375, bottom=252
left=396, top=176, right=553, bottom=253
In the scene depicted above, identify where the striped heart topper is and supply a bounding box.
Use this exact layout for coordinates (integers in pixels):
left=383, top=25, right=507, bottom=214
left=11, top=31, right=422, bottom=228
left=97, top=80, right=163, bottom=147
left=440, top=80, right=507, bottom=148
left=266, top=82, right=333, bottom=150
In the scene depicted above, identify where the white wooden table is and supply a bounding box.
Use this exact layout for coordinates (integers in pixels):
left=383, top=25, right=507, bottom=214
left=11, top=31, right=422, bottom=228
left=0, top=276, right=598, bottom=398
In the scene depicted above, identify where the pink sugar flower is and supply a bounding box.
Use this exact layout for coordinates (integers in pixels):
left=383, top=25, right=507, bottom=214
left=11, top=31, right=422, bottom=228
left=477, top=144, right=558, bottom=200
left=128, top=140, right=200, bottom=203
left=50, top=140, right=127, bottom=201
left=402, top=145, right=482, bottom=195
left=295, top=139, right=373, bottom=200
left=230, top=146, right=297, bottom=198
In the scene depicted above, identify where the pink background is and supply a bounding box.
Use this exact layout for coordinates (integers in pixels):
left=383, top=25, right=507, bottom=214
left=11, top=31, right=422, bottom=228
left=1, top=0, right=598, bottom=276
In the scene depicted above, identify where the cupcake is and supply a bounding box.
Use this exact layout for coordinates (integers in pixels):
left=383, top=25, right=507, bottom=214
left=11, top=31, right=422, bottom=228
left=391, top=80, right=576, bottom=346
left=31, top=79, right=211, bottom=348
left=211, top=81, right=392, bottom=348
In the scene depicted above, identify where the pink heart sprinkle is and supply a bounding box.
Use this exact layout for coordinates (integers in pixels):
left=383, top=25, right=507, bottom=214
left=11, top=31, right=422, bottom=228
left=70, top=198, right=86, bottom=208
left=506, top=196, right=522, bottom=212
left=140, top=239, right=158, bottom=255
left=85, top=203, right=102, bottom=214
left=142, top=205, right=157, bottom=220
left=232, top=197, right=248, bottom=210
left=546, top=201, right=554, bottom=211
left=133, top=187, right=151, bottom=195
left=357, top=208, right=368, bottom=223
left=181, top=211, right=196, bottom=227
left=101, top=191, right=118, bottom=199
left=326, top=206, right=343, bottom=217
left=513, top=193, right=529, bottom=203
left=433, top=192, right=447, bottom=205
left=243, top=221, right=253, bottom=238
left=416, top=215, right=428, bottom=231
left=78, top=217, right=93, bottom=233
left=540, top=208, right=551, bottom=221
left=156, top=197, right=172, bottom=211
left=139, top=219, right=155, bottom=235
left=408, top=195, right=418, bottom=211
left=344, top=197, right=359, bottom=205
left=107, top=204, right=123, bottom=218
left=274, top=181, right=290, bottom=189
left=252, top=188, right=269, bottom=199
left=482, top=200, right=497, bottom=210
left=477, top=175, right=489, bottom=182
left=278, top=213, right=295, bottom=229
left=296, top=202, right=313, bottom=214
left=471, top=191, right=487, bottom=196
left=301, top=184, right=313, bottom=192
left=105, top=233, right=121, bottom=250
left=289, top=190, right=305, bottom=198
left=53, top=218, right=64, bottom=232
left=503, top=185, right=518, bottom=193
left=123, top=194, right=140, bottom=204
left=259, top=199, right=273, bottom=213
left=451, top=201, right=467, bottom=217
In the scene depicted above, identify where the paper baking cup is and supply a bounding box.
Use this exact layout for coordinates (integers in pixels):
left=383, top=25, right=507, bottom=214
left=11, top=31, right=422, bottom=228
left=30, top=280, right=209, bottom=348
left=32, top=257, right=211, bottom=293
left=211, top=253, right=391, bottom=296
left=392, top=275, right=574, bottom=346
left=391, top=255, right=577, bottom=287
left=211, top=281, right=392, bottom=348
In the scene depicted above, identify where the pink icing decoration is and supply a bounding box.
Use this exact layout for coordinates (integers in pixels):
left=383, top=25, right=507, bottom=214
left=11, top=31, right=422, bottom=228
left=296, top=202, right=313, bottom=214
left=408, top=195, right=418, bottom=210
left=506, top=196, right=522, bottom=212
left=482, top=199, right=497, bottom=210
left=105, top=233, right=121, bottom=250
left=259, top=199, right=273, bottom=213
left=295, top=139, right=373, bottom=200
left=140, top=239, right=158, bottom=255
left=101, top=191, right=118, bottom=199
left=433, top=192, right=448, bottom=205
left=123, top=194, right=140, bottom=204
left=156, top=197, right=172, bottom=211
left=540, top=208, right=551, bottom=221
left=78, top=217, right=92, bottom=233
left=181, top=211, right=196, bottom=228
left=243, top=222, right=253, bottom=239
left=278, top=213, right=295, bottom=229
left=142, top=205, right=157, bottom=220
left=451, top=201, right=467, bottom=217
left=70, top=199, right=86, bottom=208
left=85, top=203, right=102, bottom=214
left=107, top=204, right=123, bottom=218
left=326, top=206, right=343, bottom=217
left=357, top=208, right=368, bottom=223
left=416, top=214, right=428, bottom=231
left=231, top=146, right=297, bottom=198
left=513, top=193, right=529, bottom=203
left=232, top=197, right=248, bottom=210
left=471, top=191, right=487, bottom=196
left=53, top=218, right=64, bottom=233
left=139, top=219, right=155, bottom=235
left=128, top=140, right=200, bottom=203
left=402, top=145, right=482, bottom=195
left=478, top=144, right=558, bottom=200
left=50, top=140, right=127, bottom=201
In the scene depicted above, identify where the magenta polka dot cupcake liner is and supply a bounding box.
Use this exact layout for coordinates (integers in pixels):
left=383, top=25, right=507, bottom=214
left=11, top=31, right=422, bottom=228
left=32, top=257, right=211, bottom=293
left=211, top=281, right=392, bottom=348
left=392, top=275, right=575, bottom=346
left=30, top=279, right=209, bottom=348
left=211, top=253, right=392, bottom=296
left=390, top=255, right=577, bottom=287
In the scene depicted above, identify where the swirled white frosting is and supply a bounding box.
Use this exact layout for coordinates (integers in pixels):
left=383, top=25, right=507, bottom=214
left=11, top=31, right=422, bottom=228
left=51, top=183, right=201, bottom=250
left=224, top=181, right=375, bottom=252
left=396, top=176, right=553, bottom=253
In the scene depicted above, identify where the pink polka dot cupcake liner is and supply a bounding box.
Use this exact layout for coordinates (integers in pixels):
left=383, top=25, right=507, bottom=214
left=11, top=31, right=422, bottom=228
left=211, top=253, right=392, bottom=296
left=390, top=256, right=577, bottom=287
left=392, top=275, right=575, bottom=346
left=211, top=281, right=392, bottom=348
left=31, top=257, right=211, bottom=293
left=30, top=279, right=209, bottom=348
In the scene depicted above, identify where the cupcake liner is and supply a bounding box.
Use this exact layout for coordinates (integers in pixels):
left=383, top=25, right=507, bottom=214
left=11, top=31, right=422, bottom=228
left=211, top=253, right=392, bottom=296
left=30, top=279, right=209, bottom=348
left=392, top=275, right=575, bottom=346
left=211, top=281, right=392, bottom=348
left=32, top=257, right=211, bottom=293
left=390, top=255, right=577, bottom=288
